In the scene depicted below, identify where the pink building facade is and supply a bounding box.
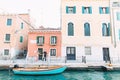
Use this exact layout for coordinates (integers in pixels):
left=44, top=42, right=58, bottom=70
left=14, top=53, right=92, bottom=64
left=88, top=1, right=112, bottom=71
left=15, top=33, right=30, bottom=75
left=28, top=28, right=61, bottom=61
left=0, top=13, right=31, bottom=59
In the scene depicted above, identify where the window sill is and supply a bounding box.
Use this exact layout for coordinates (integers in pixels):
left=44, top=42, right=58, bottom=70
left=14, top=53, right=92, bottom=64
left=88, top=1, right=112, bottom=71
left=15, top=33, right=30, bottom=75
left=4, top=41, right=11, bottom=43
left=37, top=43, right=44, bottom=46
left=50, top=44, right=56, bottom=46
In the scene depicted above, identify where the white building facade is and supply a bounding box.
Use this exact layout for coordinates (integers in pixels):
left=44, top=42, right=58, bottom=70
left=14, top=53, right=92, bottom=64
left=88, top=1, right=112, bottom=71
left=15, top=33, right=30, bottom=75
left=61, top=0, right=117, bottom=63
left=110, top=0, right=120, bottom=63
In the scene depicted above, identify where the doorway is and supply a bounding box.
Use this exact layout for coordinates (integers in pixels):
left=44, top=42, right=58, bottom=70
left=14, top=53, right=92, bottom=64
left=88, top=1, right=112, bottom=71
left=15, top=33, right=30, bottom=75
left=103, top=48, right=110, bottom=62
left=66, top=47, right=76, bottom=60
left=38, top=48, right=43, bottom=60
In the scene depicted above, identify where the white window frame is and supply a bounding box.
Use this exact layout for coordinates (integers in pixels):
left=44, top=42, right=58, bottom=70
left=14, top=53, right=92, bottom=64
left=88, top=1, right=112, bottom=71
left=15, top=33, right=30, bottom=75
left=50, top=36, right=57, bottom=45
left=50, top=48, right=56, bottom=56
left=68, top=7, right=74, bottom=14
left=4, top=49, right=9, bottom=55
left=37, top=36, right=44, bottom=45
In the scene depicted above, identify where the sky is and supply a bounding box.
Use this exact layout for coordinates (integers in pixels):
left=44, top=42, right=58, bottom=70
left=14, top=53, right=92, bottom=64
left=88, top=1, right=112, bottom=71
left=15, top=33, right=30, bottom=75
left=0, top=0, right=61, bottom=28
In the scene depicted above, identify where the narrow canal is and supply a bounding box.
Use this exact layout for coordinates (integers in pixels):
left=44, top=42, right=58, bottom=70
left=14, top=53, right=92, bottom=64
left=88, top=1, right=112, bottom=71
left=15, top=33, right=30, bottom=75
left=0, top=70, right=120, bottom=80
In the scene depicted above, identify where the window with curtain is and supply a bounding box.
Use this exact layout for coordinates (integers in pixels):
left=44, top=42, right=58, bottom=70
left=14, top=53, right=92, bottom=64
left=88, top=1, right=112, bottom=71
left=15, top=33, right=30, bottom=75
left=50, top=49, right=56, bottom=56
left=82, top=6, right=92, bottom=14
left=36, top=36, right=44, bottom=45
left=50, top=36, right=57, bottom=45
left=68, top=22, right=74, bottom=36
left=102, top=23, right=111, bottom=36
left=99, top=7, right=109, bottom=14
left=84, top=23, right=90, bottom=36
left=21, top=22, right=24, bottom=29
left=66, top=6, right=76, bottom=14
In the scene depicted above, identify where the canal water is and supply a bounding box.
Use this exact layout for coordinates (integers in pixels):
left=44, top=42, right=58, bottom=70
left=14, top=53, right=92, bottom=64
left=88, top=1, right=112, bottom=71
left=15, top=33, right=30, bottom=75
left=0, top=70, right=120, bottom=80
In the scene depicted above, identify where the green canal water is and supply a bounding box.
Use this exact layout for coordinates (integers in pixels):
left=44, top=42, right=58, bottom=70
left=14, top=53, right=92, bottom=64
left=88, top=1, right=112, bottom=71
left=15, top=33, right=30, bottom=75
left=0, top=70, right=120, bottom=80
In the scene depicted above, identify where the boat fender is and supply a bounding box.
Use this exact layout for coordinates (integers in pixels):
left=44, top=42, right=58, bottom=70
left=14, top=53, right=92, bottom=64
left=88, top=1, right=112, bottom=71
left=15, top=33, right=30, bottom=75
left=14, top=64, right=19, bottom=68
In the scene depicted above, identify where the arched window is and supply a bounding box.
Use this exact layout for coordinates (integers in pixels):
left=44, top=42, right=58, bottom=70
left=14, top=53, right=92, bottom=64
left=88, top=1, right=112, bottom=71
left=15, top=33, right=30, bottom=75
left=68, top=22, right=74, bottom=36
left=102, top=23, right=111, bottom=36
left=84, top=23, right=90, bottom=36
left=102, top=23, right=108, bottom=36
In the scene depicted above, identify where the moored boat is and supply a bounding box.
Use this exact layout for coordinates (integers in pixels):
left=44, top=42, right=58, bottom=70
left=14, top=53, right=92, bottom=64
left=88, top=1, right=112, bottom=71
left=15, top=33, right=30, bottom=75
left=12, top=65, right=67, bottom=75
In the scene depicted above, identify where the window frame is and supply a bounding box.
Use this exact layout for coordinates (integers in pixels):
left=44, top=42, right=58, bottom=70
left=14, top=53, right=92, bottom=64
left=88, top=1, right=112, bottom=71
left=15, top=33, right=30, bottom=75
left=66, top=6, right=76, bottom=14
left=7, top=19, right=12, bottom=26
left=84, top=23, right=91, bottom=36
left=50, top=36, right=57, bottom=45
left=82, top=6, right=92, bottom=14
left=4, top=49, right=9, bottom=55
left=5, top=34, right=10, bottom=42
left=36, top=36, right=45, bottom=46
left=85, top=47, right=91, bottom=55
left=21, top=22, right=24, bottom=29
left=50, top=49, right=56, bottom=56
left=68, top=22, right=74, bottom=36
left=20, top=36, right=23, bottom=43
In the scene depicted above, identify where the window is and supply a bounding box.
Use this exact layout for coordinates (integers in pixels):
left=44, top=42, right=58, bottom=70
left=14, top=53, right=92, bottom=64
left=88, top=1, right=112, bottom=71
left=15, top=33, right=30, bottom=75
left=36, top=36, right=44, bottom=45
left=50, top=49, right=56, bottom=56
left=21, top=22, right=24, bottom=29
left=50, top=36, right=57, bottom=45
left=85, top=47, right=91, bottom=55
left=84, top=23, right=90, bottom=36
left=102, top=23, right=111, bottom=36
left=117, top=12, right=120, bottom=21
left=20, top=36, right=23, bottom=43
left=66, top=47, right=75, bottom=54
left=119, top=29, right=120, bottom=40
left=82, top=6, right=92, bottom=14
left=99, top=7, right=109, bottom=14
left=5, top=34, right=10, bottom=42
left=4, top=49, right=9, bottom=55
left=68, top=22, right=74, bottom=36
left=66, top=6, right=76, bottom=14
left=112, top=2, right=120, bottom=7
left=7, top=19, right=12, bottom=26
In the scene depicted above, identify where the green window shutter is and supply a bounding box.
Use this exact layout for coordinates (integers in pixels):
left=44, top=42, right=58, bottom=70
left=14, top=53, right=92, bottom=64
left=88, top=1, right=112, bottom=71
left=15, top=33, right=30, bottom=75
left=107, top=23, right=111, bottom=36
left=43, top=36, right=44, bottom=44
left=73, top=6, right=76, bottom=14
left=89, top=7, right=92, bottom=14
left=99, top=7, right=102, bottom=14
left=106, top=7, right=110, bottom=14
left=20, top=36, right=23, bottom=43
left=82, top=6, right=84, bottom=14
left=36, top=36, right=39, bottom=43
left=55, top=36, right=57, bottom=44
left=66, top=6, right=68, bottom=13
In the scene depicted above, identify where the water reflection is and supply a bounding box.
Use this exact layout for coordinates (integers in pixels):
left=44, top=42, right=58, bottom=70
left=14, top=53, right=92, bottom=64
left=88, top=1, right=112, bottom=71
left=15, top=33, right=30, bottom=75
left=103, top=72, right=112, bottom=80
left=1, top=70, right=120, bottom=80
left=12, top=74, right=66, bottom=80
